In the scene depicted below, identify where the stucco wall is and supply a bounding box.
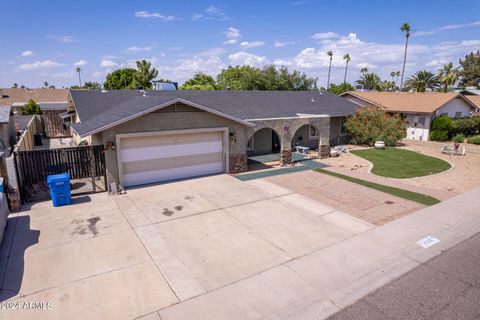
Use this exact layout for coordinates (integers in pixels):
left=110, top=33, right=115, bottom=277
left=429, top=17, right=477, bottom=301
left=93, top=111, right=253, bottom=186
left=435, top=98, right=473, bottom=118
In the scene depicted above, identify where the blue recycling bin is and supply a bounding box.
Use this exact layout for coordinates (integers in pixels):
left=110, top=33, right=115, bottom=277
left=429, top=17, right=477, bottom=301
left=47, top=173, right=72, bottom=207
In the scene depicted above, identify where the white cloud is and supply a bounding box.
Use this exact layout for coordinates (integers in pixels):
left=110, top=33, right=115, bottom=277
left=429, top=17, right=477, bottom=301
left=223, top=39, right=238, bottom=45
left=49, top=35, right=77, bottom=43
left=126, top=46, right=152, bottom=54
left=92, top=71, right=105, bottom=78
left=100, top=59, right=118, bottom=68
left=51, top=71, right=74, bottom=78
left=18, top=60, right=65, bottom=71
left=228, top=52, right=269, bottom=67
left=192, top=13, right=203, bottom=21
left=224, top=27, right=241, bottom=40
left=273, top=59, right=293, bottom=66
left=73, top=60, right=87, bottom=66
left=134, top=11, right=179, bottom=22
left=274, top=41, right=295, bottom=48
left=240, top=41, right=265, bottom=49
left=356, top=62, right=378, bottom=69
left=20, top=50, right=34, bottom=57
left=311, top=32, right=338, bottom=40
left=192, top=6, right=228, bottom=21
left=414, top=20, right=480, bottom=36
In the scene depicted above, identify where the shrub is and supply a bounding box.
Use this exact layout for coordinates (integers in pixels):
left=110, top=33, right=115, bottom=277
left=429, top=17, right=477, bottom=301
left=452, top=133, right=465, bottom=143
left=345, top=107, right=406, bottom=146
left=467, top=135, right=480, bottom=144
left=451, top=117, right=480, bottom=137
left=430, top=116, right=453, bottom=141
left=22, top=99, right=42, bottom=115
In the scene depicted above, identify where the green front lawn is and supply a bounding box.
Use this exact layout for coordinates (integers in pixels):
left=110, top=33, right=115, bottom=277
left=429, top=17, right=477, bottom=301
left=350, top=147, right=451, bottom=179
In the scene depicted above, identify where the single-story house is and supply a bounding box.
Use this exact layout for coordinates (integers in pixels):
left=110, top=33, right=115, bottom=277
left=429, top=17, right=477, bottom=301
left=67, top=90, right=358, bottom=188
left=0, top=88, right=71, bottom=139
left=341, top=91, right=479, bottom=141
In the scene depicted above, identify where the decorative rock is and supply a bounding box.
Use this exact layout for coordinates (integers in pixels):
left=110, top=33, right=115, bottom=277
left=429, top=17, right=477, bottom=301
left=280, top=149, right=292, bottom=165
left=374, top=141, right=385, bottom=149
left=318, top=145, right=331, bottom=158
left=229, top=154, right=248, bottom=173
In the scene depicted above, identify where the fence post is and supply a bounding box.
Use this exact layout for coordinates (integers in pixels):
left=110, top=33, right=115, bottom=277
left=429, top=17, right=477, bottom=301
left=89, top=147, right=96, bottom=192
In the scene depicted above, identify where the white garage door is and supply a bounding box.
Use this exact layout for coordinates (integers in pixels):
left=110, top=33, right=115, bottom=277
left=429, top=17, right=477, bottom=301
left=118, top=130, right=225, bottom=187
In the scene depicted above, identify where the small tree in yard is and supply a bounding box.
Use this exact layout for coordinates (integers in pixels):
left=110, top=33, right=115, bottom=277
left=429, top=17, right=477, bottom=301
left=430, top=116, right=453, bottom=141
left=345, top=107, right=406, bottom=146
left=22, top=99, right=42, bottom=115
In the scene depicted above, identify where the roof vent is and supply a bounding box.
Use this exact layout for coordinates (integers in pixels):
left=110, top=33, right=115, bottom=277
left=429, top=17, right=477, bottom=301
left=311, top=97, right=316, bottom=102
left=140, top=90, right=148, bottom=97
left=101, top=89, right=108, bottom=93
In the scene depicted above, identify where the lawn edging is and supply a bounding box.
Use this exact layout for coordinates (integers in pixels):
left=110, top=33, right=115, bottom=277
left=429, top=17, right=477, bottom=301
left=314, top=168, right=441, bottom=206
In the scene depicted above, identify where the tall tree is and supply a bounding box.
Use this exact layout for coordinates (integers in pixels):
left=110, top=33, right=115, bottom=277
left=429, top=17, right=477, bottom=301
left=43, top=81, right=48, bottom=88
left=395, top=71, right=401, bottom=88
left=328, top=82, right=354, bottom=95
left=104, top=68, right=138, bottom=89
left=134, top=60, right=159, bottom=89
left=76, top=67, right=82, bottom=87
left=437, top=62, right=459, bottom=92
left=12, top=83, right=18, bottom=88
left=343, top=53, right=351, bottom=84
left=360, top=67, right=368, bottom=74
left=70, top=81, right=102, bottom=90
left=458, top=51, right=480, bottom=87
left=390, top=71, right=396, bottom=83
left=404, top=70, right=440, bottom=92
left=356, top=73, right=384, bottom=91
left=326, top=50, right=333, bottom=89
left=180, top=72, right=217, bottom=90
left=22, top=99, right=42, bottom=115
left=216, top=65, right=317, bottom=91
left=400, top=23, right=411, bottom=90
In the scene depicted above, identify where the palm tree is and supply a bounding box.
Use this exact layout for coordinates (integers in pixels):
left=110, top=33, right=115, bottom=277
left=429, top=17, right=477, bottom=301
left=400, top=23, right=411, bottom=90
left=326, top=50, right=333, bottom=89
left=403, top=70, right=440, bottom=92
left=134, top=60, right=159, bottom=89
left=360, top=67, right=368, bottom=74
left=437, top=62, right=459, bottom=92
left=356, top=73, right=384, bottom=91
left=343, top=53, right=351, bottom=84
left=76, top=67, right=82, bottom=87
left=43, top=81, right=48, bottom=88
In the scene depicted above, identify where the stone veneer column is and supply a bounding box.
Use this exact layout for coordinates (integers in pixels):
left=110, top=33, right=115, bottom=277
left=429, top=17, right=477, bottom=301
left=318, top=145, right=331, bottom=158
left=229, top=154, right=248, bottom=173
left=280, top=149, right=292, bottom=165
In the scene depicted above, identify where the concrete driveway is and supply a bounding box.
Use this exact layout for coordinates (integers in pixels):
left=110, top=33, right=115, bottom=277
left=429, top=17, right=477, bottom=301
left=2, top=175, right=479, bottom=320
left=0, top=174, right=373, bottom=320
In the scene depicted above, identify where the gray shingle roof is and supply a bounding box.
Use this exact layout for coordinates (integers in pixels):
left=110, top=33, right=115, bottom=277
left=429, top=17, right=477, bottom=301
left=39, top=102, right=68, bottom=110
left=70, top=90, right=359, bottom=137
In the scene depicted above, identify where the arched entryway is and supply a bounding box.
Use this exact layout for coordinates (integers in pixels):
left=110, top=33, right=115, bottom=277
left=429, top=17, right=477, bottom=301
left=291, top=124, right=320, bottom=150
left=247, top=128, right=281, bottom=156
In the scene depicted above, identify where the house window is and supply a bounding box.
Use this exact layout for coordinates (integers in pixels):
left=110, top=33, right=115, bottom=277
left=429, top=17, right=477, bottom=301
left=247, top=137, right=254, bottom=151
left=308, top=125, right=319, bottom=139
left=418, top=117, right=425, bottom=125
left=455, top=112, right=462, bottom=119
left=440, top=112, right=448, bottom=117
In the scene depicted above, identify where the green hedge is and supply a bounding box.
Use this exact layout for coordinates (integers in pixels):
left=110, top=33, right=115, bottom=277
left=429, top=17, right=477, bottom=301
left=451, top=117, right=480, bottom=137
left=467, top=135, right=480, bottom=144
left=430, top=116, right=453, bottom=141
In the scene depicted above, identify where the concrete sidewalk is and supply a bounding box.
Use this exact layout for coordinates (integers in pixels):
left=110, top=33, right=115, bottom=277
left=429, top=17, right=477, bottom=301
left=328, top=231, right=480, bottom=319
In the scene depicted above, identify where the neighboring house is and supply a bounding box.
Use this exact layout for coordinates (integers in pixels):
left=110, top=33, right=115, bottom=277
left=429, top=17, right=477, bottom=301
left=68, top=90, right=358, bottom=188
left=342, top=92, right=478, bottom=141
left=0, top=88, right=71, bottom=139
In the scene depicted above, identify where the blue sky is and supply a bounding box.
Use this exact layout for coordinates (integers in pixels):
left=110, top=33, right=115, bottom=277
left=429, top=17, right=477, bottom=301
left=1, top=0, right=479, bottom=88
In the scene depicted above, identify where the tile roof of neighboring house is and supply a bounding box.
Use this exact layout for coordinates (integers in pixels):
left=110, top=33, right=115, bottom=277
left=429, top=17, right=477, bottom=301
left=0, top=88, right=68, bottom=106
left=70, top=89, right=359, bottom=137
left=464, top=95, right=480, bottom=109
left=343, top=91, right=478, bottom=113
left=0, top=106, right=12, bottom=123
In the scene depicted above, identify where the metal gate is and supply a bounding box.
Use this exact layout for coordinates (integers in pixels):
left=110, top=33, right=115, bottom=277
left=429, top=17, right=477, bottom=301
left=15, top=145, right=107, bottom=201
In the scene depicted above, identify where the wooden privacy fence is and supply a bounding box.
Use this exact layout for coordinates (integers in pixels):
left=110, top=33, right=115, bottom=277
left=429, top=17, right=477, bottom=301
left=15, top=145, right=106, bottom=200
left=16, top=115, right=42, bottom=152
